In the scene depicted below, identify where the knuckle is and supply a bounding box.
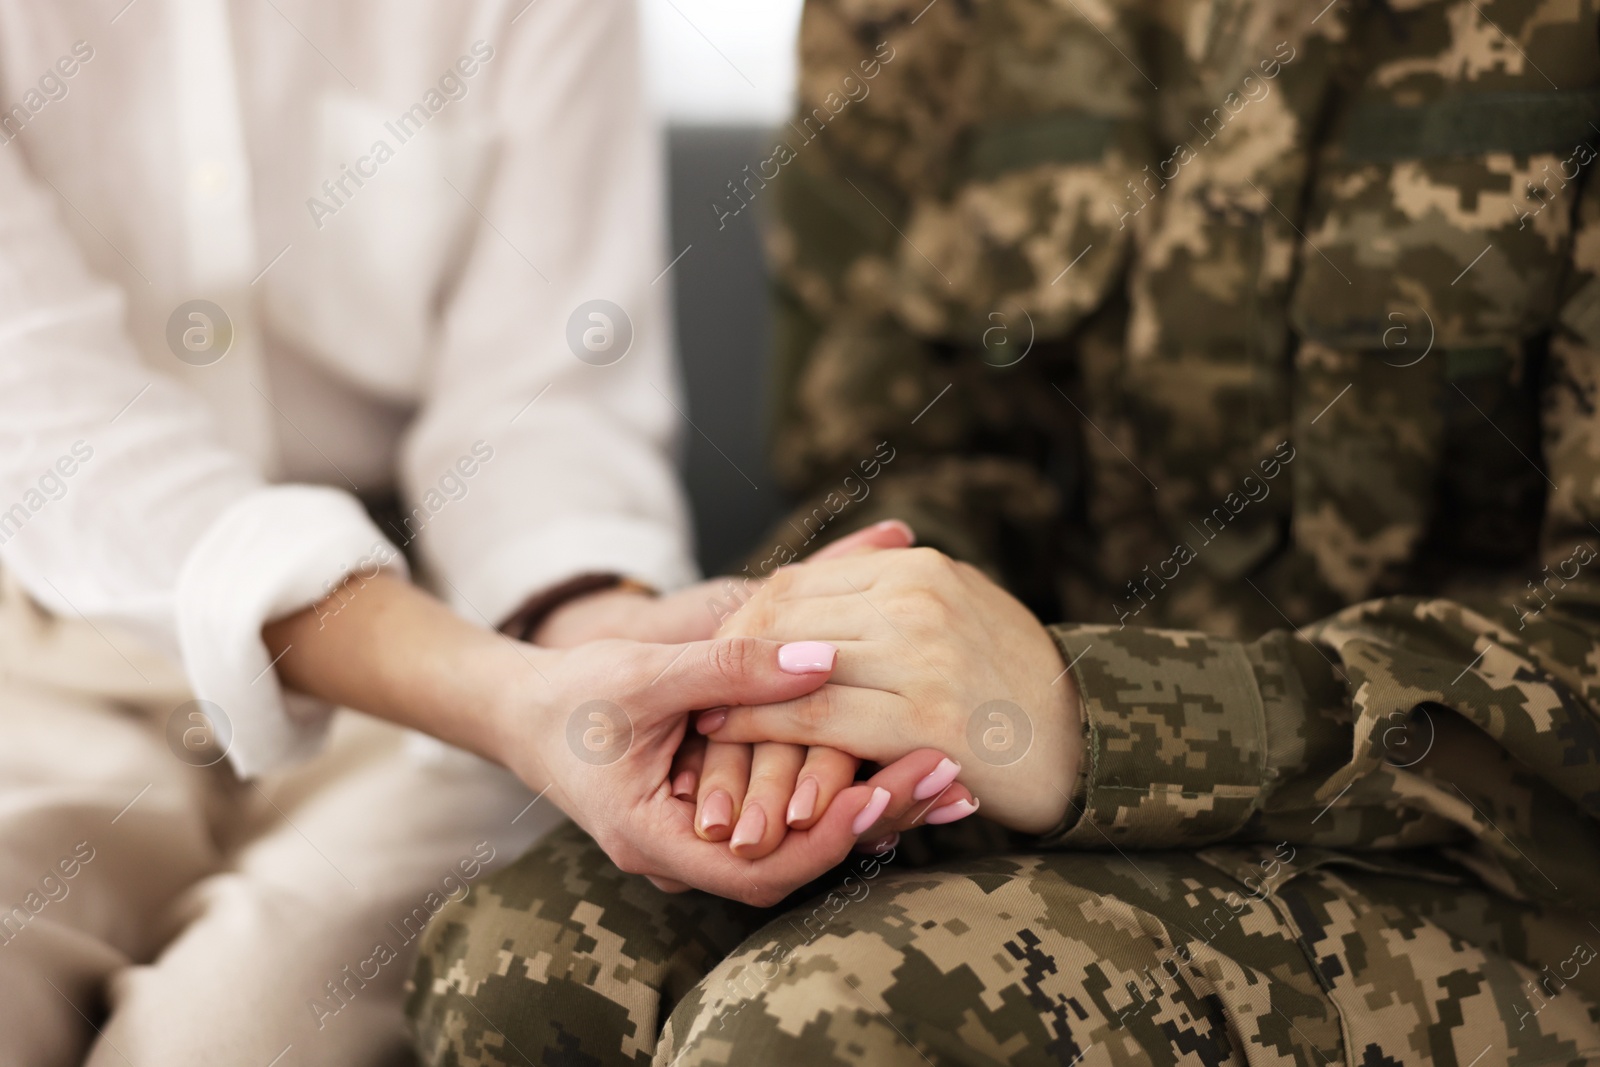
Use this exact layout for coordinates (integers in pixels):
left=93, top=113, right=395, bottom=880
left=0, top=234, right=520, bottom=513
left=715, top=577, right=774, bottom=637
left=762, top=566, right=796, bottom=598
left=793, top=686, right=836, bottom=732
left=716, top=602, right=754, bottom=638
left=698, top=764, right=740, bottom=795
left=906, top=695, right=945, bottom=740
left=904, top=546, right=954, bottom=577
left=706, top=637, right=759, bottom=683
left=729, top=593, right=778, bottom=640
left=889, top=584, right=950, bottom=636
left=746, top=760, right=792, bottom=791
left=922, top=591, right=958, bottom=630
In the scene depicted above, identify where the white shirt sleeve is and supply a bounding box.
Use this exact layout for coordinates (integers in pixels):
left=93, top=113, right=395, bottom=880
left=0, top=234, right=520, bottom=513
left=0, top=0, right=694, bottom=776
left=398, top=0, right=699, bottom=627
left=0, top=144, right=400, bottom=778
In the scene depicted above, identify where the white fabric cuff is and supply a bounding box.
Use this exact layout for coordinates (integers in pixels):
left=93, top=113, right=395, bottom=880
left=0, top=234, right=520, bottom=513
left=441, top=514, right=699, bottom=628
left=175, top=484, right=405, bottom=778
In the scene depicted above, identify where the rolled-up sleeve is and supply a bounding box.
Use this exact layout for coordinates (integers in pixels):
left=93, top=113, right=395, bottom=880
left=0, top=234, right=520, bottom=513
left=0, top=130, right=399, bottom=778
left=175, top=486, right=402, bottom=776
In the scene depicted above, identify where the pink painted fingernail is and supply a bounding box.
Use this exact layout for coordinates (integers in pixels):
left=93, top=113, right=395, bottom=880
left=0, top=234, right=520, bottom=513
left=876, top=519, right=916, bottom=544
left=786, top=776, right=819, bottom=825
left=698, top=790, right=733, bottom=836
left=912, top=758, right=960, bottom=801
left=924, top=798, right=980, bottom=825
left=778, top=641, right=837, bottom=674
left=695, top=709, right=728, bottom=734
left=729, top=803, right=766, bottom=852
left=851, top=786, right=892, bottom=835
left=671, top=770, right=698, bottom=800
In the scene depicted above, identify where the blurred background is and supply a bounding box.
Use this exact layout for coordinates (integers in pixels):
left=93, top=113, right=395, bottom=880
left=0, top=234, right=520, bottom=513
left=642, top=0, right=804, bottom=575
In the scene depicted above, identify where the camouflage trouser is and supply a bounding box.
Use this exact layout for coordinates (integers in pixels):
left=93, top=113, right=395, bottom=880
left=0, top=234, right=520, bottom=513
left=406, top=823, right=1600, bottom=1066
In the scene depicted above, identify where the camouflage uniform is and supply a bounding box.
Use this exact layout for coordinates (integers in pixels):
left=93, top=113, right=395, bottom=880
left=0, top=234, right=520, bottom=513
left=408, top=0, right=1600, bottom=1062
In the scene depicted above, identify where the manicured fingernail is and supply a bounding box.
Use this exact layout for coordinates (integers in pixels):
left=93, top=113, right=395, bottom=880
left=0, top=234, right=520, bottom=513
left=855, top=831, right=899, bottom=854
left=698, top=790, right=733, bottom=836
left=912, top=758, right=960, bottom=801
left=695, top=709, right=728, bottom=734
left=851, top=786, right=892, bottom=835
left=671, top=770, right=698, bottom=799
left=876, top=519, right=916, bottom=544
left=786, top=776, right=819, bottom=825
left=924, top=798, right=980, bottom=825
left=730, top=803, right=766, bottom=852
left=778, top=641, right=836, bottom=674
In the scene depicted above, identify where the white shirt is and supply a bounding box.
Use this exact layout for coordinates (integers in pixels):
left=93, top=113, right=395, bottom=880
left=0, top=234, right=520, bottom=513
left=0, top=0, right=697, bottom=775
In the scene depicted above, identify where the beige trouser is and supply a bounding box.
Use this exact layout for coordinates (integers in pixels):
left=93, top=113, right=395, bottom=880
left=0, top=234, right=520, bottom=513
left=0, top=570, right=558, bottom=1067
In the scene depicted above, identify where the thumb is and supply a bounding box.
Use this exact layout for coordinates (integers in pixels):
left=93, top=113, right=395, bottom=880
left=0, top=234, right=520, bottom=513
left=638, top=637, right=837, bottom=718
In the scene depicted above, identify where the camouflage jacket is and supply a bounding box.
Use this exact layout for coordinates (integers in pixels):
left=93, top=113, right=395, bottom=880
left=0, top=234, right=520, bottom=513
left=758, top=0, right=1600, bottom=925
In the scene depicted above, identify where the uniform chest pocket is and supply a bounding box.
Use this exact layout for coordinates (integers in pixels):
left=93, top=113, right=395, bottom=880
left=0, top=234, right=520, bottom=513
left=267, top=93, right=497, bottom=401
left=1288, top=88, right=1600, bottom=352
left=1281, top=106, right=1579, bottom=599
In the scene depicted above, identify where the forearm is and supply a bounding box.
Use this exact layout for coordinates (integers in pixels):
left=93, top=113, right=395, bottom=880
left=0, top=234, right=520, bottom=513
left=262, top=571, right=533, bottom=770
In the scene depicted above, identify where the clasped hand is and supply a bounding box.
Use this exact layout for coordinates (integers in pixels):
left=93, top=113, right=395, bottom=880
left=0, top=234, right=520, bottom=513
left=697, top=536, right=1080, bottom=839
left=518, top=522, right=1079, bottom=906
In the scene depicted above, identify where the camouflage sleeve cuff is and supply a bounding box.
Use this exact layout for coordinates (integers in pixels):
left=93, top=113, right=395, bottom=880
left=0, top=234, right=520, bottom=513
left=1036, top=625, right=1270, bottom=849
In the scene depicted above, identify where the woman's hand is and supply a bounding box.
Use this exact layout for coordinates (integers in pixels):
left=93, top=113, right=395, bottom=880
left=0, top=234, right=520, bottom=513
left=263, top=571, right=961, bottom=904
left=696, top=546, right=1084, bottom=834
left=487, top=634, right=966, bottom=903
left=687, top=526, right=987, bottom=852
left=484, top=635, right=858, bottom=903
left=541, top=521, right=929, bottom=859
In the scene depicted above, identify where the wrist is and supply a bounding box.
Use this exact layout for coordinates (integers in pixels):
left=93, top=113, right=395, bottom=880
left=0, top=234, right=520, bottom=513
left=470, top=635, right=560, bottom=786
left=264, top=572, right=557, bottom=781
left=423, top=617, right=550, bottom=772
left=1030, top=628, right=1085, bottom=833
left=986, top=625, right=1083, bottom=834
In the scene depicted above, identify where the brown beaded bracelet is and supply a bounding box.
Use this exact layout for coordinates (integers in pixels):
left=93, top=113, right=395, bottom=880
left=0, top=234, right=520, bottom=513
left=498, top=573, right=657, bottom=643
